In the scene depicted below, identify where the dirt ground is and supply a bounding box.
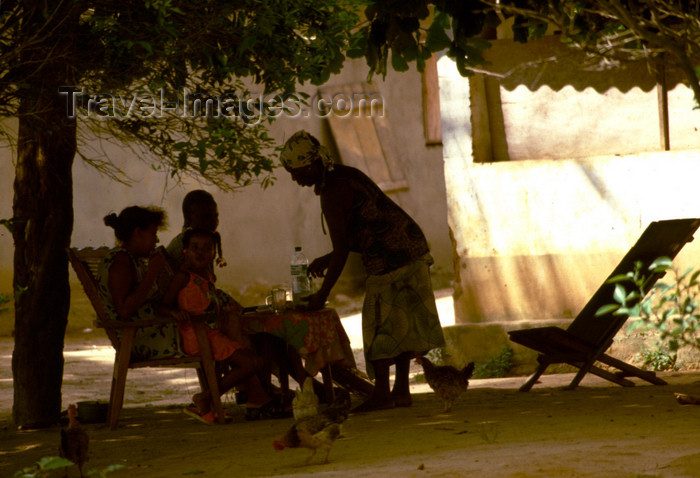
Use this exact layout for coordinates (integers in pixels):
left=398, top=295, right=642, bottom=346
left=2, top=334, right=700, bottom=478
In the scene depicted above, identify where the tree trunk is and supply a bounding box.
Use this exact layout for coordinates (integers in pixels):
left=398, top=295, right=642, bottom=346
left=11, top=3, right=77, bottom=428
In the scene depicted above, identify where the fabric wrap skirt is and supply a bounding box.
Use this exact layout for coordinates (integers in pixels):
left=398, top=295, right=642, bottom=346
left=362, top=253, right=446, bottom=378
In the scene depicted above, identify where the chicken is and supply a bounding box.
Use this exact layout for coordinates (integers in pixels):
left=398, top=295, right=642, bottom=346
left=292, top=376, right=319, bottom=420
left=415, top=356, right=475, bottom=412
left=273, top=390, right=351, bottom=465
left=59, top=404, right=89, bottom=477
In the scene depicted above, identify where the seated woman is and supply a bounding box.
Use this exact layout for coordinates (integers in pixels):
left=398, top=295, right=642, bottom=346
left=100, top=206, right=287, bottom=422
left=99, top=206, right=180, bottom=361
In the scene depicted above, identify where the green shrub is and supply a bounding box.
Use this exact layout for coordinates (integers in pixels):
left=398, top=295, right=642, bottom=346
left=14, top=456, right=123, bottom=478
left=636, top=348, right=677, bottom=372
left=597, top=257, right=700, bottom=353
left=473, top=346, right=514, bottom=378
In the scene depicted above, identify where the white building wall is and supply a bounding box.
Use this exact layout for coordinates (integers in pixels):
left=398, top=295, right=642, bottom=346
left=439, top=52, right=700, bottom=324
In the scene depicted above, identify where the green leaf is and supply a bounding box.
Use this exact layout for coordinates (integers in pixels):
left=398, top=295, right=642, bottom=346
left=434, top=10, right=451, bottom=30
left=390, top=51, right=409, bottom=72
left=627, top=304, right=640, bottom=317
left=613, top=283, right=627, bottom=305
left=689, top=269, right=700, bottom=286
left=425, top=21, right=452, bottom=52
left=595, top=304, right=619, bottom=316
left=615, top=306, right=631, bottom=316
left=469, top=37, right=492, bottom=51
left=649, top=256, right=672, bottom=272
left=136, top=41, right=153, bottom=55
left=0, top=218, right=14, bottom=234
left=37, top=456, right=75, bottom=470
left=607, top=274, right=632, bottom=284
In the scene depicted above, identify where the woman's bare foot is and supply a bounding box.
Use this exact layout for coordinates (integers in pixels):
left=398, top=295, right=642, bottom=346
left=391, top=390, right=412, bottom=407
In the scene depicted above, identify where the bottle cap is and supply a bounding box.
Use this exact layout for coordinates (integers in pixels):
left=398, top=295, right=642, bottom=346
left=295, top=246, right=302, bottom=251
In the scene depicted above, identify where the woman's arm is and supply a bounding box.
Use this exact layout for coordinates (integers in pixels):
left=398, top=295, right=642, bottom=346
left=303, top=185, right=351, bottom=310
left=308, top=252, right=332, bottom=278
left=157, top=271, right=190, bottom=321
left=108, top=251, right=166, bottom=320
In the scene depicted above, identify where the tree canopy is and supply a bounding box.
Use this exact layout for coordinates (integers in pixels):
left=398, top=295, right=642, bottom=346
left=1, top=0, right=362, bottom=190
left=355, top=1, right=700, bottom=104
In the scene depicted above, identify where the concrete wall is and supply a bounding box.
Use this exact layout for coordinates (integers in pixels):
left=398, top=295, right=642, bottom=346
left=438, top=38, right=700, bottom=327
left=0, top=58, right=453, bottom=335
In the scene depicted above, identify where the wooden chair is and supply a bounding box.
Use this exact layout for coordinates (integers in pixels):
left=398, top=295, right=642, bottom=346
left=508, top=218, right=700, bottom=392
left=67, top=246, right=225, bottom=428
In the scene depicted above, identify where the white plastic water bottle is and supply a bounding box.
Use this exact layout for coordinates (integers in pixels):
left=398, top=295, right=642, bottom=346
left=291, top=246, right=311, bottom=305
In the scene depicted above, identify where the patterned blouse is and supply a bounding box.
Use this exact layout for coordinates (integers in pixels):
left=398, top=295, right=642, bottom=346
left=97, top=248, right=180, bottom=360
left=321, top=165, right=429, bottom=276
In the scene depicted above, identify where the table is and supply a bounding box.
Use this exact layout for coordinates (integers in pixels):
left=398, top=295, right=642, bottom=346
left=240, top=306, right=358, bottom=399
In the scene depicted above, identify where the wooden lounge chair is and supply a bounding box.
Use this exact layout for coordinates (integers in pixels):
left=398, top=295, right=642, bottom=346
left=508, top=218, right=700, bottom=392
left=67, top=246, right=225, bottom=428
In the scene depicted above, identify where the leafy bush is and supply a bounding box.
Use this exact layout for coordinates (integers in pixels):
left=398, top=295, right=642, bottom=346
left=473, top=346, right=514, bottom=379
left=14, top=456, right=123, bottom=478
left=597, top=256, right=700, bottom=353
left=636, top=348, right=677, bottom=372
left=14, top=457, right=75, bottom=477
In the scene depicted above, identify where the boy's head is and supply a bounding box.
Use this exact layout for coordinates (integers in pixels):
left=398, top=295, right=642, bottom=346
left=182, top=190, right=219, bottom=231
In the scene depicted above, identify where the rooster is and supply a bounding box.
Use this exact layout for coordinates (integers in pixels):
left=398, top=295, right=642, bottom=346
left=273, top=390, right=351, bottom=465
left=415, top=356, right=475, bottom=412
left=59, top=404, right=89, bottom=477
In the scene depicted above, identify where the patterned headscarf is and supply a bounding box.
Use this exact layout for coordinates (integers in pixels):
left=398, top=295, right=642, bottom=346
left=280, top=130, right=334, bottom=171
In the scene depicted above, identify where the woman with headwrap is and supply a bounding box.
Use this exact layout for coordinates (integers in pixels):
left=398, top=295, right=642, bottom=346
left=281, top=130, right=445, bottom=413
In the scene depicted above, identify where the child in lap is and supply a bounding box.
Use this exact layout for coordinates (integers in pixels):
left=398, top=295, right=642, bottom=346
left=160, top=228, right=288, bottom=421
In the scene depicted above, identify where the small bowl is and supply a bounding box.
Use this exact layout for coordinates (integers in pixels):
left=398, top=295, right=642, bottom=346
left=77, top=400, right=109, bottom=424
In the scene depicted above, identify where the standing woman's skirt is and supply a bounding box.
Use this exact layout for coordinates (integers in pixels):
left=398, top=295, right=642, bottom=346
left=362, top=253, right=446, bottom=378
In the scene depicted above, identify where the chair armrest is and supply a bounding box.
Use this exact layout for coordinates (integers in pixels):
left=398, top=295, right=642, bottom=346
left=95, top=315, right=180, bottom=329
left=95, top=312, right=221, bottom=329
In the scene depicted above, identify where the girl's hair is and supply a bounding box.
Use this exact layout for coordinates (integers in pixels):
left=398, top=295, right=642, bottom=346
left=182, top=190, right=216, bottom=225
left=104, top=206, right=167, bottom=244
left=182, top=228, right=223, bottom=264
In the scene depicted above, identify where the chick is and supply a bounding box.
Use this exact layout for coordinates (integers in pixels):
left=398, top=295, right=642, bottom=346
left=415, top=356, right=475, bottom=412
left=292, top=376, right=319, bottom=420
left=59, top=404, right=89, bottom=477
left=274, top=391, right=351, bottom=465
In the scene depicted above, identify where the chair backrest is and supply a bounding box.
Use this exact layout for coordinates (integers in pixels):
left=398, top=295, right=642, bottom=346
left=67, top=246, right=176, bottom=350
left=568, top=218, right=700, bottom=347
left=68, top=246, right=118, bottom=347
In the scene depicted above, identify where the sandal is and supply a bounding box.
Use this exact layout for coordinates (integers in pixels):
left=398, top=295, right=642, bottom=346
left=184, top=405, right=232, bottom=424
left=183, top=406, right=216, bottom=425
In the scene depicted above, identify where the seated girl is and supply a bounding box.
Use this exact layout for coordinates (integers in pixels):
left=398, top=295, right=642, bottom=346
left=167, top=190, right=328, bottom=402
left=159, top=227, right=290, bottom=421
